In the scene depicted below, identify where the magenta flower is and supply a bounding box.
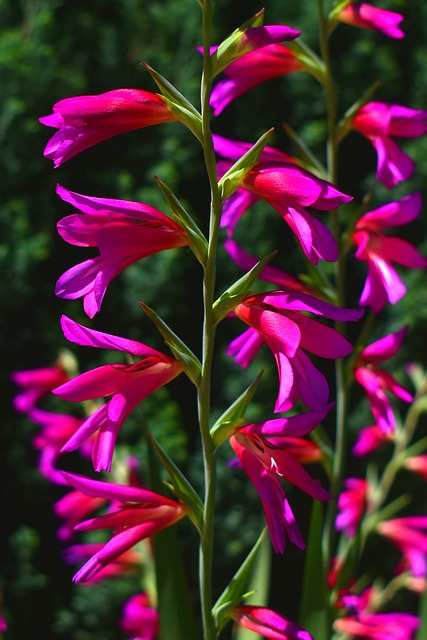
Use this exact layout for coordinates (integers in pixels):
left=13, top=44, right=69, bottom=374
left=352, top=424, right=392, bottom=457
left=211, top=43, right=303, bottom=116
left=352, top=102, right=427, bottom=188
left=405, top=455, right=427, bottom=482
left=377, top=516, right=427, bottom=578
left=64, top=544, right=141, bottom=584
left=61, top=471, right=188, bottom=583
left=54, top=488, right=107, bottom=542
left=353, top=193, right=426, bottom=312
left=39, top=89, right=177, bottom=167
left=334, top=587, right=419, bottom=639
left=121, top=593, right=159, bottom=640
left=53, top=316, right=183, bottom=472
left=12, top=364, right=69, bottom=413
left=232, top=605, right=313, bottom=640
left=230, top=405, right=332, bottom=553
left=354, top=327, right=413, bottom=434
left=338, top=3, right=405, bottom=39
left=231, top=290, right=363, bottom=412
left=54, top=184, right=189, bottom=318
left=336, top=478, right=369, bottom=537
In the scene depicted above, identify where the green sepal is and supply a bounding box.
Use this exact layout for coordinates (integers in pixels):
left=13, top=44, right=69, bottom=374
left=282, top=122, right=326, bottom=179
left=147, top=433, right=204, bottom=532
left=143, top=62, right=203, bottom=141
left=154, top=175, right=208, bottom=266
left=209, top=10, right=264, bottom=78
left=328, top=0, right=354, bottom=33
left=140, top=302, right=201, bottom=386
left=211, top=372, right=263, bottom=447
left=336, top=81, right=380, bottom=143
left=213, top=251, right=276, bottom=325
left=288, top=39, right=326, bottom=84
left=212, top=528, right=267, bottom=634
left=218, top=128, right=274, bottom=202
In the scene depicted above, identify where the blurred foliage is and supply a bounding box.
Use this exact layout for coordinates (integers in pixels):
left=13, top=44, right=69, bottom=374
left=1, top=0, right=427, bottom=638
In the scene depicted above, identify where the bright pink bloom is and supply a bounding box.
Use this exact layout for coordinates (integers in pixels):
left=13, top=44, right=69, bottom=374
left=338, top=3, right=405, bottom=39
left=352, top=424, right=391, bottom=457
left=55, top=185, right=189, bottom=318
left=336, top=478, right=369, bottom=537
left=334, top=587, right=419, bottom=639
left=64, top=544, right=141, bottom=584
left=353, top=193, right=426, bottom=312
left=377, top=516, right=427, bottom=578
left=230, top=405, right=332, bottom=552
left=12, top=364, right=69, bottom=413
left=121, top=593, right=159, bottom=640
left=352, top=102, right=427, bottom=188
left=405, top=455, right=427, bottom=482
left=232, top=291, right=363, bottom=412
left=53, top=316, right=183, bottom=472
left=354, top=327, right=413, bottom=434
left=211, top=43, right=303, bottom=115
left=39, top=89, right=177, bottom=167
left=61, top=471, right=188, bottom=583
left=232, top=605, right=313, bottom=640
left=54, top=488, right=107, bottom=542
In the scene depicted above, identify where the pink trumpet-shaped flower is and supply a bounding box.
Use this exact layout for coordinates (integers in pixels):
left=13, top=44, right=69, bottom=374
left=232, top=605, right=313, bottom=640
left=334, top=587, right=419, bottom=639
left=232, top=291, right=363, bottom=412
left=405, top=455, right=427, bottom=482
left=336, top=478, right=369, bottom=537
left=353, top=192, right=426, bottom=312
left=53, top=316, right=183, bottom=472
left=377, top=516, right=427, bottom=578
left=230, top=405, right=332, bottom=553
left=338, top=3, right=405, bottom=39
left=121, top=593, right=159, bottom=640
left=39, top=89, right=177, bottom=167
left=12, top=364, right=69, bottom=413
left=64, top=544, right=141, bottom=584
left=352, top=102, right=427, bottom=188
left=352, top=424, right=392, bottom=457
left=211, top=43, right=303, bottom=116
left=55, top=185, right=189, bottom=318
left=354, top=327, right=413, bottom=434
left=61, top=471, right=188, bottom=583
left=54, top=488, right=107, bottom=542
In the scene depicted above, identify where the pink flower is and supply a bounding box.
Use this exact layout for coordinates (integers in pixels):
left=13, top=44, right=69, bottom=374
left=336, top=478, right=369, bottom=537
left=230, top=406, right=332, bottom=553
left=405, top=455, right=427, bottom=482
left=61, top=471, right=188, bottom=583
left=12, top=364, right=69, bottom=413
left=54, top=185, right=189, bottom=318
left=377, top=516, right=427, bottom=578
left=54, top=488, right=107, bottom=542
left=338, top=3, right=405, bottom=39
left=232, top=605, right=313, bottom=640
left=352, top=102, right=427, bottom=188
left=231, top=290, right=363, bottom=412
left=53, top=316, right=183, bottom=472
left=352, top=424, right=392, bottom=457
left=64, top=544, right=141, bottom=584
left=121, top=593, right=159, bottom=640
left=334, top=587, right=419, bottom=639
left=39, top=89, right=177, bottom=167
left=211, top=43, right=303, bottom=115
left=354, top=327, right=413, bottom=434
left=353, top=193, right=426, bottom=312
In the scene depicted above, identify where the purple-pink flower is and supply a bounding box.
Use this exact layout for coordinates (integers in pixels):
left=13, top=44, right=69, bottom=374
left=377, top=516, right=427, bottom=578
left=12, top=364, right=69, bottom=413
left=230, top=405, right=332, bottom=553
left=232, top=605, right=313, bottom=640
left=54, top=184, right=190, bottom=318
left=120, top=593, right=159, bottom=640
left=354, top=327, right=413, bottom=434
left=40, top=89, right=177, bottom=167
left=232, top=290, right=363, bottom=412
left=65, top=544, right=141, bottom=584
left=336, top=478, right=369, bottom=537
left=61, top=471, right=189, bottom=583
left=352, top=102, right=427, bottom=188
left=405, top=455, right=427, bottom=482
left=352, top=424, right=392, bottom=457
left=53, top=316, right=184, bottom=472
left=353, top=193, right=426, bottom=312
left=338, top=3, right=405, bottom=39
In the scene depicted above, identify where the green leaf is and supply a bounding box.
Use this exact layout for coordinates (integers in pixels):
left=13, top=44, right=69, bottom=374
left=140, top=302, right=201, bottom=386
left=213, top=251, right=277, bottom=325
left=210, top=10, right=265, bottom=78
left=299, top=501, right=328, bottom=640
left=282, top=122, right=326, bottom=178
left=147, top=432, right=204, bottom=532
left=218, top=128, right=274, bottom=202
left=154, top=175, right=208, bottom=266
left=147, top=442, right=198, bottom=640
left=336, top=81, right=380, bottom=143
left=417, top=578, right=427, bottom=640
left=288, top=39, right=326, bottom=84
left=213, top=529, right=268, bottom=634
left=211, top=372, right=264, bottom=447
